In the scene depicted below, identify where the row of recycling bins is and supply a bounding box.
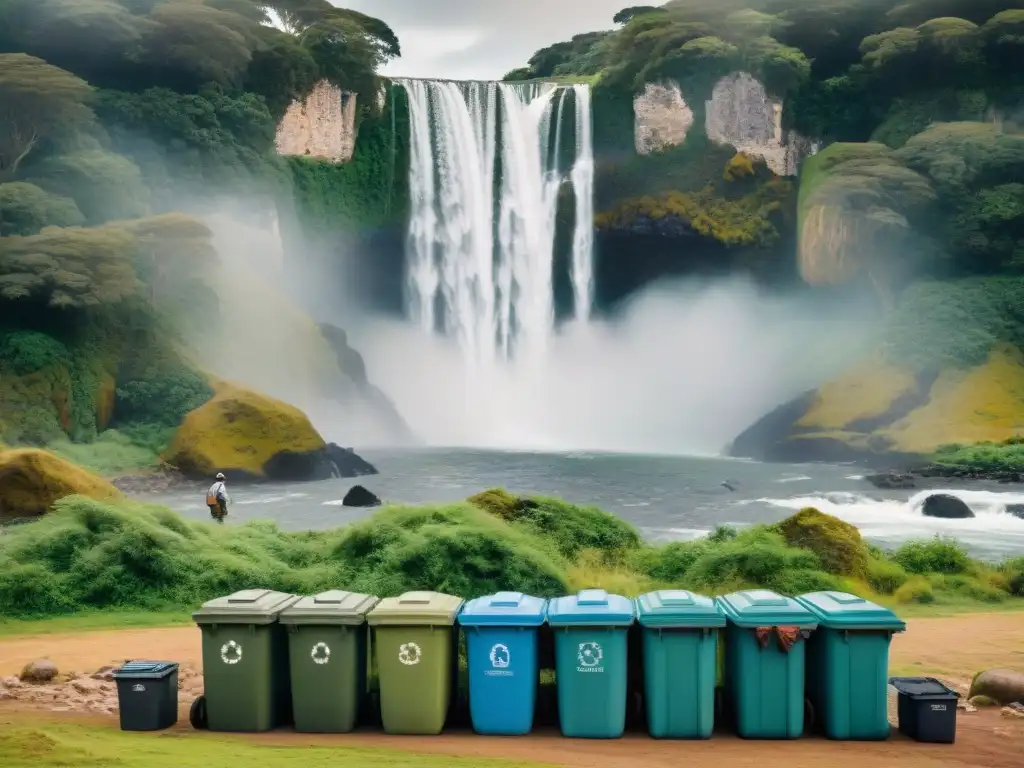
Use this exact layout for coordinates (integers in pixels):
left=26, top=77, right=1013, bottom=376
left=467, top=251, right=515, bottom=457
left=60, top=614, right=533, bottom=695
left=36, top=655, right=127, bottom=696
left=142, top=588, right=911, bottom=740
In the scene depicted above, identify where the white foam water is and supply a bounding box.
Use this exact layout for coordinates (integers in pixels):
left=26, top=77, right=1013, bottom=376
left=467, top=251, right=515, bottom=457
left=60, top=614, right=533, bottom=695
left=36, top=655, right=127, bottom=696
left=397, top=78, right=596, bottom=366
left=759, top=488, right=1024, bottom=558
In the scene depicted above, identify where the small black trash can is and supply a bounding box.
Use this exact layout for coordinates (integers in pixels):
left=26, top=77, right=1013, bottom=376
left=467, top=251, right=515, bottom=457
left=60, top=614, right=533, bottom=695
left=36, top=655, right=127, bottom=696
left=888, top=677, right=958, bottom=743
left=113, top=661, right=179, bottom=731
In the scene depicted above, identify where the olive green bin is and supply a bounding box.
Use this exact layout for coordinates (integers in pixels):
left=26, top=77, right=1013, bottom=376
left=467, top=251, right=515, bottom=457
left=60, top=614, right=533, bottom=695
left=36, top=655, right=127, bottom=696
left=279, top=590, right=380, bottom=733
left=193, top=589, right=300, bottom=732
left=367, top=591, right=464, bottom=735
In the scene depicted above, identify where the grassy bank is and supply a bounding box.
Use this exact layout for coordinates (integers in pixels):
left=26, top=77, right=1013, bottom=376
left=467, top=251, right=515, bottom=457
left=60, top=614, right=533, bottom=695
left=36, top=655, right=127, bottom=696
left=0, top=721, right=550, bottom=768
left=932, top=437, right=1024, bottom=473
left=1, top=489, right=1021, bottom=622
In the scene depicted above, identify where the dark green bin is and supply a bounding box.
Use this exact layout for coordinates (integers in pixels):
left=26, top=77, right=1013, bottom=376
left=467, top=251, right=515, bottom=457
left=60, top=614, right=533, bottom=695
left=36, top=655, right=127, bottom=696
left=193, top=589, right=300, bottom=732
left=279, top=590, right=379, bottom=733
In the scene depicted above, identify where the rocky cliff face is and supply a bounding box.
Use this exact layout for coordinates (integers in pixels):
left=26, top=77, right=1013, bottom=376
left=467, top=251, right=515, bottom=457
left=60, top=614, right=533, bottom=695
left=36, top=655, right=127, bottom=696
left=275, top=80, right=358, bottom=163
left=632, top=72, right=814, bottom=176
left=633, top=82, right=694, bottom=155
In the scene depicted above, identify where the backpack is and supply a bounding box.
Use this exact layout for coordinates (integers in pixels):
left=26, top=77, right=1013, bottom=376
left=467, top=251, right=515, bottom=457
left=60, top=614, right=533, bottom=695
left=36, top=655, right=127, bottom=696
left=206, top=482, right=222, bottom=506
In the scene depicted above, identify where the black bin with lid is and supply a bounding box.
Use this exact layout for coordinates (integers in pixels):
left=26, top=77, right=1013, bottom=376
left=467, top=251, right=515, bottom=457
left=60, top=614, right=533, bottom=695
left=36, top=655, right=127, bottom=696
left=113, top=661, right=180, bottom=731
left=888, top=676, right=959, bottom=743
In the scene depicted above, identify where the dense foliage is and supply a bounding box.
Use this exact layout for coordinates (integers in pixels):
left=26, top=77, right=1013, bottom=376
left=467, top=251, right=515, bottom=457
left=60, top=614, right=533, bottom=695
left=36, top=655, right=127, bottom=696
left=509, top=2, right=1024, bottom=382
left=0, top=0, right=400, bottom=460
left=0, top=491, right=1020, bottom=617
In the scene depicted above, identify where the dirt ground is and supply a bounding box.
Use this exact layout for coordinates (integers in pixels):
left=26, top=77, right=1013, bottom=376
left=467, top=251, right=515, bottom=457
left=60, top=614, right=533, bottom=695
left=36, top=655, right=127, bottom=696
left=1, top=612, right=1021, bottom=767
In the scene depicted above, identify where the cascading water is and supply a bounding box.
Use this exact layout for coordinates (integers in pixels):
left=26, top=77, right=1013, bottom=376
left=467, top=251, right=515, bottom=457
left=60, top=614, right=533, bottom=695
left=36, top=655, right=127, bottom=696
left=398, top=78, right=595, bottom=367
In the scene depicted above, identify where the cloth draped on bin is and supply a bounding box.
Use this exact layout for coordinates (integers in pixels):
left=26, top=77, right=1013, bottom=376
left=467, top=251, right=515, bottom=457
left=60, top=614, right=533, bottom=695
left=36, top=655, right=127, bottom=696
left=754, top=626, right=802, bottom=652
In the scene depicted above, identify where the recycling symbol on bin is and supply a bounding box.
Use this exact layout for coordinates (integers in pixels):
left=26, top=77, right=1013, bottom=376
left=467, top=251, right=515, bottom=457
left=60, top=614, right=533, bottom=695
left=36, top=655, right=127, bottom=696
left=220, top=640, right=243, bottom=665
left=311, top=642, right=331, bottom=665
left=398, top=642, right=422, bottom=666
left=577, top=642, right=603, bottom=668
left=489, top=643, right=511, bottom=669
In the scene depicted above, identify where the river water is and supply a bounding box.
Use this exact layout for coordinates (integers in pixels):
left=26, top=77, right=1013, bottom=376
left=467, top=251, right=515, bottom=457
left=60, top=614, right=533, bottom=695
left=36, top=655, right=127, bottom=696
left=141, top=448, right=1024, bottom=562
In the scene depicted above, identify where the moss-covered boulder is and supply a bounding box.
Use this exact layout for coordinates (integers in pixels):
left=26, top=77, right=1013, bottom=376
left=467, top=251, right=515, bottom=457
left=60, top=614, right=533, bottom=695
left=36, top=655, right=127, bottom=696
left=164, top=382, right=375, bottom=481
left=776, top=507, right=869, bottom=579
left=0, top=449, right=122, bottom=521
left=730, top=347, right=1024, bottom=463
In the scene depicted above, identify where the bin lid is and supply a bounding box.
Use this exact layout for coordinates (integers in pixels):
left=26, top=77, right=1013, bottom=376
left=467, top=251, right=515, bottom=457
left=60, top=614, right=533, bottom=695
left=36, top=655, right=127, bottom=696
left=795, top=591, right=906, bottom=631
left=888, top=677, right=959, bottom=699
left=547, top=589, right=634, bottom=627
left=458, top=591, right=548, bottom=627
left=192, top=589, right=300, bottom=626
left=113, top=661, right=178, bottom=679
left=635, top=590, right=725, bottom=628
left=716, top=589, right=818, bottom=629
left=279, top=590, right=380, bottom=626
left=366, top=591, right=464, bottom=627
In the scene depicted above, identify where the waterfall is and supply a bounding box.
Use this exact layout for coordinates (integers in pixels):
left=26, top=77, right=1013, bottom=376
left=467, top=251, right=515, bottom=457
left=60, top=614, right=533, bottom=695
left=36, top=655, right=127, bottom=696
left=398, top=78, right=595, bottom=366
left=570, top=84, right=595, bottom=322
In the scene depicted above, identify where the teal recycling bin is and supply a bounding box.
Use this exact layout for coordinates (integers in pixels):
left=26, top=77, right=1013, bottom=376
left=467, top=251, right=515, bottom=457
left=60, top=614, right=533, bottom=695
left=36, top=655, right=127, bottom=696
left=717, top=590, right=817, bottom=739
left=635, top=590, right=724, bottom=739
left=459, top=591, right=547, bottom=735
left=548, top=589, right=634, bottom=739
left=796, top=591, right=906, bottom=740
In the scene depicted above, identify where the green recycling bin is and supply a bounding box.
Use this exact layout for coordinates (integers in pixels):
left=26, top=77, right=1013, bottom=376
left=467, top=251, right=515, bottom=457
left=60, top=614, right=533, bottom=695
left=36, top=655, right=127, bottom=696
left=717, top=589, right=817, bottom=739
left=193, top=589, right=300, bottom=732
left=548, top=589, right=635, bottom=739
left=636, top=590, right=725, bottom=739
left=367, top=591, right=464, bottom=735
left=279, top=590, right=379, bottom=733
left=796, top=591, right=906, bottom=740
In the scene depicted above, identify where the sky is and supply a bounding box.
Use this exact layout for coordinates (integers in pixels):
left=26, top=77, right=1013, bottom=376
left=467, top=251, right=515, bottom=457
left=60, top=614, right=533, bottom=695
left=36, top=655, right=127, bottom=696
left=335, top=0, right=631, bottom=81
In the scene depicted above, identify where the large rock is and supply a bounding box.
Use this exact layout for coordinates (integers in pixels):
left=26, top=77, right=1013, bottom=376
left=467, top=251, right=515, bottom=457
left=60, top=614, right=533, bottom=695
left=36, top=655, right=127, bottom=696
left=20, top=659, right=59, bottom=683
left=866, top=471, right=916, bottom=489
left=921, top=493, right=974, bottom=519
left=1005, top=504, right=1024, bottom=520
left=969, top=669, right=1024, bottom=706
left=776, top=507, right=869, bottom=578
left=730, top=348, right=1024, bottom=463
left=342, top=485, right=381, bottom=507
left=0, top=449, right=122, bottom=522
left=164, top=383, right=375, bottom=482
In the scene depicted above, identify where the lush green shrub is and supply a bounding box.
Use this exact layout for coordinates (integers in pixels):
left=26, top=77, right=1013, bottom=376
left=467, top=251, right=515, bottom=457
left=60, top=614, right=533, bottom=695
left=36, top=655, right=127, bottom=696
left=0, top=331, right=69, bottom=376
left=3, top=406, right=65, bottom=446
left=114, top=371, right=213, bottom=428
left=894, top=576, right=936, bottom=604
left=893, top=537, right=972, bottom=575
left=776, top=506, right=869, bottom=578
left=866, top=556, right=910, bottom=594
left=684, top=528, right=822, bottom=590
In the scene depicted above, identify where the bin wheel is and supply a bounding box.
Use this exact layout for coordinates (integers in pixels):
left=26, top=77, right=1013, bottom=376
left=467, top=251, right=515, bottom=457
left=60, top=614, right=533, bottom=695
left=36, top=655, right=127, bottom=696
left=189, top=695, right=208, bottom=730
left=804, top=696, right=816, bottom=734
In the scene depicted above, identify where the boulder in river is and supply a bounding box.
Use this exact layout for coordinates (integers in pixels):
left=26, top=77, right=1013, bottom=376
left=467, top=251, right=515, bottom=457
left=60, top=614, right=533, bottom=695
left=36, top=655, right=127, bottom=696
left=921, top=493, right=974, bottom=519
left=20, top=659, right=59, bottom=684
left=866, top=471, right=916, bottom=490
left=1005, top=504, right=1024, bottom=520
left=342, top=485, right=381, bottom=507
left=968, top=669, right=1024, bottom=706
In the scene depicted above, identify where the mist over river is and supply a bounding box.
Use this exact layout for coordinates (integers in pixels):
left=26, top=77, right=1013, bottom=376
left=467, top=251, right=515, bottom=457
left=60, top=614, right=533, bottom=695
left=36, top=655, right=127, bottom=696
left=140, top=449, right=1024, bottom=562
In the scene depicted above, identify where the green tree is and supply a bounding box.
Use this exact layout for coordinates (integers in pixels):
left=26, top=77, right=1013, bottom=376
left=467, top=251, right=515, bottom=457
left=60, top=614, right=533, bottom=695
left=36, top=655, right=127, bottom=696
left=0, top=54, right=93, bottom=180
left=26, top=150, right=149, bottom=225
left=0, top=182, right=84, bottom=236
left=0, top=225, right=140, bottom=307
left=137, top=1, right=262, bottom=89
left=613, top=6, right=663, bottom=25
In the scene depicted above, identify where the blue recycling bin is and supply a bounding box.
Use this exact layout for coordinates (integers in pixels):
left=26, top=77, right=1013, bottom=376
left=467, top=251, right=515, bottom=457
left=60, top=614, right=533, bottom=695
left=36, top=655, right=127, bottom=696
left=458, top=591, right=548, bottom=735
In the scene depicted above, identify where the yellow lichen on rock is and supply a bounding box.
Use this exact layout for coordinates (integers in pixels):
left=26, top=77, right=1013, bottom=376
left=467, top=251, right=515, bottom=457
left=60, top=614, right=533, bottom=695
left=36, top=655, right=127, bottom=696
left=164, top=382, right=326, bottom=478
left=797, top=357, right=918, bottom=430
left=880, top=347, right=1024, bottom=453
left=0, top=448, right=122, bottom=521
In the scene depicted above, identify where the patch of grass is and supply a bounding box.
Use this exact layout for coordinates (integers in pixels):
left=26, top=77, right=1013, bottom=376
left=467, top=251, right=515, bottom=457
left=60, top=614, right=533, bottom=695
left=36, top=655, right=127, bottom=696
left=46, top=430, right=164, bottom=477
left=0, top=722, right=554, bottom=768
left=933, top=436, right=1024, bottom=473
left=0, top=609, right=191, bottom=638
left=1, top=489, right=1021, bottom=624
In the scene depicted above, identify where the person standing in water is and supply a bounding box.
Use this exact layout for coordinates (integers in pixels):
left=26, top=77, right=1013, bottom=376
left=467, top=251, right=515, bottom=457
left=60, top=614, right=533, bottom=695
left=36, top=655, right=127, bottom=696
left=206, top=473, right=230, bottom=523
